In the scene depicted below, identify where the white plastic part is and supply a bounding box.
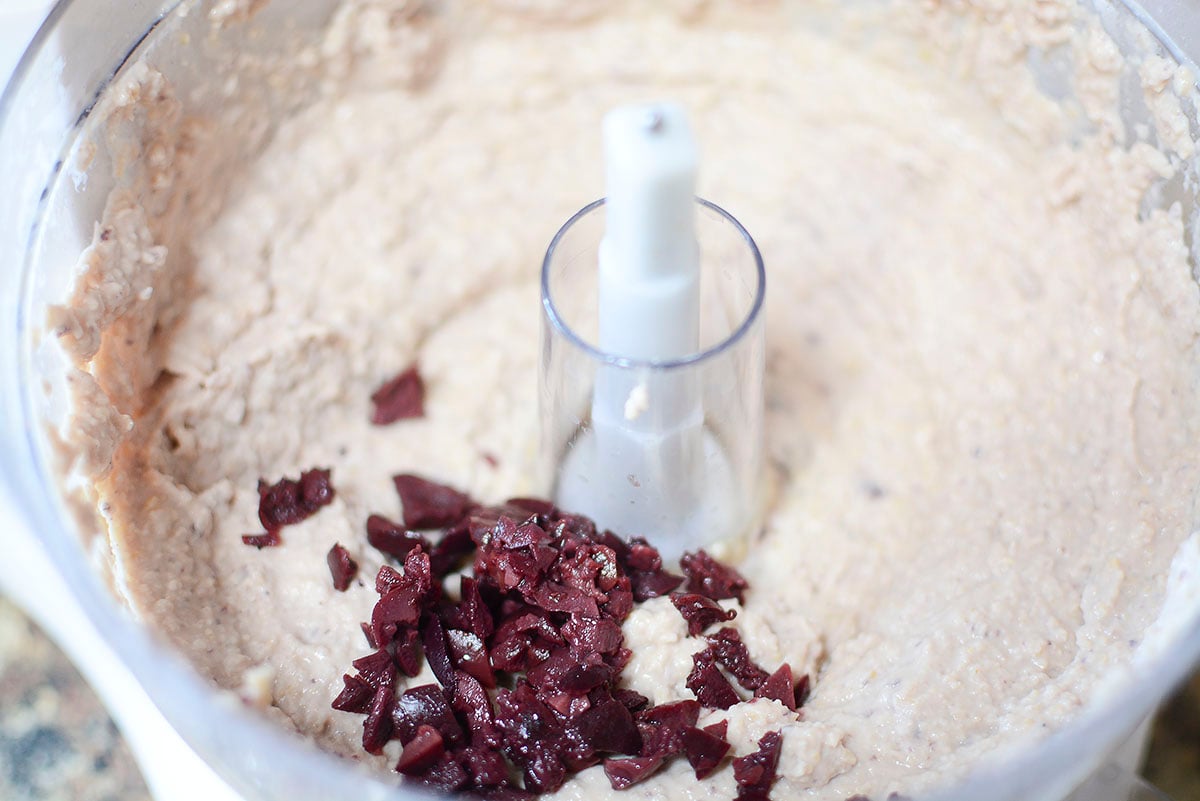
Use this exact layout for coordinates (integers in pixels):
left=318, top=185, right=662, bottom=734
left=597, top=104, right=700, bottom=362
left=555, top=104, right=735, bottom=556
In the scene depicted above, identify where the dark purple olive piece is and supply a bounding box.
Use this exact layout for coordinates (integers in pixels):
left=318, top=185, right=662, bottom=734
left=733, top=730, right=783, bottom=801
left=682, top=724, right=731, bottom=779
left=396, top=724, right=445, bottom=775
left=393, top=474, right=472, bottom=529
left=603, top=756, right=664, bottom=790
left=671, top=593, right=737, bottom=636
left=371, top=365, right=425, bottom=426
left=326, top=543, right=358, bottom=591
left=366, top=514, right=430, bottom=560
left=680, top=549, right=748, bottom=604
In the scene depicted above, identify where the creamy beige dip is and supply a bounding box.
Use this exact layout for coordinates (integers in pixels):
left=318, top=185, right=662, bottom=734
left=48, top=0, right=1200, bottom=799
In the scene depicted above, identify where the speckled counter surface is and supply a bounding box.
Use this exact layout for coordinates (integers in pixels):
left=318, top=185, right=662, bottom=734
left=0, top=596, right=1196, bottom=801
left=0, top=599, right=149, bottom=801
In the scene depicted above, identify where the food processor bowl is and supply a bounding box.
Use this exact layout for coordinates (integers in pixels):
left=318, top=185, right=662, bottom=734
left=1, top=2, right=1198, bottom=801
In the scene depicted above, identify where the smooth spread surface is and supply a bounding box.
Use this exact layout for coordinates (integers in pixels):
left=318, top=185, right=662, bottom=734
left=54, top=1, right=1200, bottom=799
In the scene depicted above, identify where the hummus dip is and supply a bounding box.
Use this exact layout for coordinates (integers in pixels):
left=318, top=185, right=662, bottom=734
left=47, top=0, right=1200, bottom=799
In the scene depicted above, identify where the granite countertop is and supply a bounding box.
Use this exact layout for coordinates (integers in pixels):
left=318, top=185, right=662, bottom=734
left=0, top=599, right=149, bottom=801
left=0, top=595, right=1197, bottom=801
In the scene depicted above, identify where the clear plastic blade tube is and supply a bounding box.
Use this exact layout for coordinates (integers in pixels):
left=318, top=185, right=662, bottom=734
left=539, top=197, right=766, bottom=559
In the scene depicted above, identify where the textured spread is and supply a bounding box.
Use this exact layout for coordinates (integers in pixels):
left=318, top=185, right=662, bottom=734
left=49, top=1, right=1200, bottom=799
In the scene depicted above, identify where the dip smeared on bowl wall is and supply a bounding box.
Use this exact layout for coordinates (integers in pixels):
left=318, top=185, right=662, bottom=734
left=39, top=1, right=1200, bottom=800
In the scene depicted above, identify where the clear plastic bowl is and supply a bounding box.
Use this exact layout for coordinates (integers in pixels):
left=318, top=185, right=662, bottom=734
left=1, top=2, right=1198, bottom=800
